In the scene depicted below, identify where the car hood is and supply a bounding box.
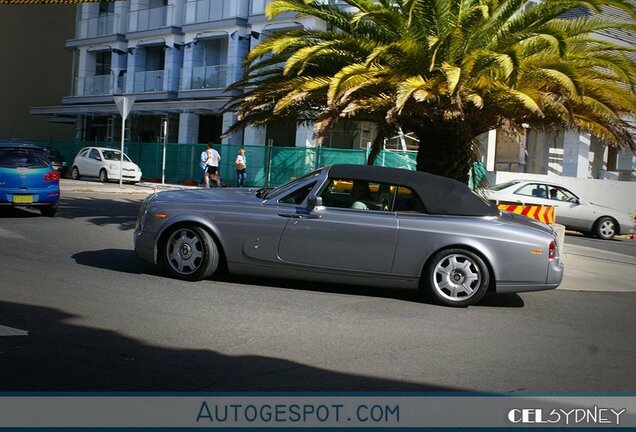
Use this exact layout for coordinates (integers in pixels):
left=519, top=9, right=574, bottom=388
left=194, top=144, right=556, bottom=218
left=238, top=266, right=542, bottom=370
left=153, top=187, right=260, bottom=204
left=500, top=211, right=553, bottom=236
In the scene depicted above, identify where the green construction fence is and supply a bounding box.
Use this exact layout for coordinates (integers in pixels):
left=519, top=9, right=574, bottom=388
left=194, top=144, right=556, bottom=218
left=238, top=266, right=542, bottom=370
left=31, top=140, right=418, bottom=188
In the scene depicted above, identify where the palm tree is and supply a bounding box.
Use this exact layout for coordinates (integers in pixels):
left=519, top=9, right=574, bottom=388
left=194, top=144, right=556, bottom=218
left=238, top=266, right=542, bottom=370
left=226, top=0, right=636, bottom=182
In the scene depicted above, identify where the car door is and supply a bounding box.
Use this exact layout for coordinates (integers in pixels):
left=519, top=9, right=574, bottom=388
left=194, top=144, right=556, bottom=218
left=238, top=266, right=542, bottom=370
left=277, top=179, right=398, bottom=273
left=84, top=148, right=102, bottom=177
left=547, top=185, right=591, bottom=230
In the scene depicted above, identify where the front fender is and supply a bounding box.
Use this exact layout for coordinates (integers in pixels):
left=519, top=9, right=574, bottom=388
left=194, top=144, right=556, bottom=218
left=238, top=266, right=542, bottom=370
left=152, top=214, right=227, bottom=264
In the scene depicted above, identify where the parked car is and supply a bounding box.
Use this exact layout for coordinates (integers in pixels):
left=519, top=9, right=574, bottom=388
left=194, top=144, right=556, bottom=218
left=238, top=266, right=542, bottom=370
left=134, top=165, right=563, bottom=307
left=40, top=146, right=68, bottom=177
left=71, top=147, right=142, bottom=183
left=0, top=142, right=60, bottom=216
left=484, top=180, right=635, bottom=240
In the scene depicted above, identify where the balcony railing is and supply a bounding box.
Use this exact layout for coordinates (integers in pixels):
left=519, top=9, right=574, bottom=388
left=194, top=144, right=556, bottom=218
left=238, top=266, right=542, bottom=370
left=132, top=70, right=166, bottom=93
left=179, top=64, right=238, bottom=90
left=76, top=13, right=120, bottom=38
left=128, top=5, right=174, bottom=32
left=75, top=74, right=114, bottom=96
left=184, top=0, right=248, bottom=24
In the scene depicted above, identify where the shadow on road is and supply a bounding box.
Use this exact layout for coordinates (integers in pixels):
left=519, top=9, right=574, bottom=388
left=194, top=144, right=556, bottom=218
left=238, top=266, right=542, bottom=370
left=0, top=300, right=465, bottom=392
left=72, top=249, right=159, bottom=275
left=57, top=195, right=142, bottom=231
left=71, top=247, right=524, bottom=309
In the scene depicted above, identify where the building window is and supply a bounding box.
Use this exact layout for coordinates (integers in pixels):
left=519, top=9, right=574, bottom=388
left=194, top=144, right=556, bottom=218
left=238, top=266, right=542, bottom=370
left=95, top=51, right=111, bottom=76
left=99, top=1, right=114, bottom=15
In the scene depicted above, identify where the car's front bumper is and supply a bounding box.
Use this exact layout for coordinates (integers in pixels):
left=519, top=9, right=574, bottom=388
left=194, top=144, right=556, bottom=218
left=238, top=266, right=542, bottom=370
left=134, top=228, right=158, bottom=264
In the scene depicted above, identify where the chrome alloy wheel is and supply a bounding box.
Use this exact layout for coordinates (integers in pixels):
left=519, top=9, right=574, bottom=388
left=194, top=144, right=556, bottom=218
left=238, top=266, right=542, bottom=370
left=432, top=253, right=482, bottom=302
left=166, top=228, right=205, bottom=275
left=599, top=219, right=616, bottom=239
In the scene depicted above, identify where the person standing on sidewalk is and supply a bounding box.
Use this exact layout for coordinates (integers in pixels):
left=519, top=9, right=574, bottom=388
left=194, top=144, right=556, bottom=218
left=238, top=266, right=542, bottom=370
left=205, top=142, right=221, bottom=188
left=198, top=147, right=208, bottom=186
left=235, top=148, right=247, bottom=187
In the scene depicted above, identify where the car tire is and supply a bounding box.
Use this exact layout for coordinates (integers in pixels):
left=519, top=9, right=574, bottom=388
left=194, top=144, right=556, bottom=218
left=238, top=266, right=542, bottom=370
left=71, top=166, right=80, bottom=180
left=40, top=205, right=57, bottom=217
left=163, top=225, right=219, bottom=281
left=99, top=169, right=108, bottom=183
left=424, top=248, right=490, bottom=307
left=594, top=217, right=616, bottom=240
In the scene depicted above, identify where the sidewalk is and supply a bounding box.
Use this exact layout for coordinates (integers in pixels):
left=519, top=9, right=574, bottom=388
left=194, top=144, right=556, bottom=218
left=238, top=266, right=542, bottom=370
left=60, top=178, right=198, bottom=195
left=559, top=243, right=636, bottom=293
left=59, top=178, right=635, bottom=293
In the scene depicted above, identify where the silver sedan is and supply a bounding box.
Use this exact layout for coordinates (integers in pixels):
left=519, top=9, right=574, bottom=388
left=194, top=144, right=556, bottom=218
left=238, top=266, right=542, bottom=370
left=485, top=180, right=635, bottom=240
left=134, top=165, right=563, bottom=307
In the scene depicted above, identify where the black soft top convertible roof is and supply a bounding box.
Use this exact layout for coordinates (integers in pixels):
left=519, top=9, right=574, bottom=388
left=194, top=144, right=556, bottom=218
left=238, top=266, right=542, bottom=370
left=327, top=164, right=499, bottom=217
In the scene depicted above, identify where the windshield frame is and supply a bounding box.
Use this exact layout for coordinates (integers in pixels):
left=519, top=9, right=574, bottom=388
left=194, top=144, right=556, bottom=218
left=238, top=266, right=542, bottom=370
left=261, top=169, right=323, bottom=200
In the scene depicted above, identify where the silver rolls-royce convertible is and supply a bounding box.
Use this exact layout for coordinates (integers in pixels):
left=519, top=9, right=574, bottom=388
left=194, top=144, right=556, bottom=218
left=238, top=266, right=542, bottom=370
left=134, top=165, right=563, bottom=307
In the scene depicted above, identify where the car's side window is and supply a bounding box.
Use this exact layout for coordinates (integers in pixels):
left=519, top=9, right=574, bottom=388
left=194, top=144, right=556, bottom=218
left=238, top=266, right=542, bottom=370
left=393, top=186, right=427, bottom=213
left=515, top=183, right=548, bottom=199
left=319, top=179, right=396, bottom=212
left=79, top=149, right=89, bottom=158
left=88, top=149, right=101, bottom=160
left=551, top=186, right=577, bottom=202
left=279, top=181, right=317, bottom=205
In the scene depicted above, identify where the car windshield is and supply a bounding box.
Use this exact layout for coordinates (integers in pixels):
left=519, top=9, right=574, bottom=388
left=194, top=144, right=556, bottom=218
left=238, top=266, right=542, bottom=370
left=490, top=180, right=520, bottom=191
left=101, top=149, right=132, bottom=162
left=0, top=149, right=49, bottom=168
left=260, top=169, right=322, bottom=199
left=44, top=147, right=63, bottom=158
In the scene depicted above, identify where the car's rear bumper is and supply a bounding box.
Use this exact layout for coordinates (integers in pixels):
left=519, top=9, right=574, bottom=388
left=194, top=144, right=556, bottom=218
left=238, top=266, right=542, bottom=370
left=0, top=188, right=60, bottom=206
left=496, top=259, right=564, bottom=294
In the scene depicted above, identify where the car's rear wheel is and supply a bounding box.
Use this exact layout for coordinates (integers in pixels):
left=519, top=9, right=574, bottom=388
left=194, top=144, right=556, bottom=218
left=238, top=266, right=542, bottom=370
left=163, top=226, right=219, bottom=281
left=99, top=169, right=108, bottom=183
left=71, top=166, right=80, bottom=180
left=425, top=248, right=490, bottom=307
left=40, top=205, right=57, bottom=217
left=595, top=217, right=616, bottom=240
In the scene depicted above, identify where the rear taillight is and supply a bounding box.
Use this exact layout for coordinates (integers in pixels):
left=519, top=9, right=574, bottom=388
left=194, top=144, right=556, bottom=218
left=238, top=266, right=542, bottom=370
left=43, top=171, right=60, bottom=182
left=548, top=240, right=557, bottom=260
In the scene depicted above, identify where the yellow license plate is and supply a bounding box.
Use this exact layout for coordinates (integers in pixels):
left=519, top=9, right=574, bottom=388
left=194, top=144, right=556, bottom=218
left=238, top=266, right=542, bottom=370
left=13, top=195, right=34, bottom=204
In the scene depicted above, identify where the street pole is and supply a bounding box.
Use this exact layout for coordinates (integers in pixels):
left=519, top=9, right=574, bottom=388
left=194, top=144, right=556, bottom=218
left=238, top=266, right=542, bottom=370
left=161, top=119, right=167, bottom=185
left=113, top=96, right=135, bottom=188
left=120, top=114, right=126, bottom=188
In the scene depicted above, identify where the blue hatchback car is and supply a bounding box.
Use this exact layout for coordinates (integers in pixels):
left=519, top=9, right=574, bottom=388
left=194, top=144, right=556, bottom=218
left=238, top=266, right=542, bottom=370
left=0, top=142, right=60, bottom=216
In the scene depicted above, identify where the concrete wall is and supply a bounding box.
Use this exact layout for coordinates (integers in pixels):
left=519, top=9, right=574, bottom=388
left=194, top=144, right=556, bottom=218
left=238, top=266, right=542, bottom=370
left=494, top=171, right=636, bottom=214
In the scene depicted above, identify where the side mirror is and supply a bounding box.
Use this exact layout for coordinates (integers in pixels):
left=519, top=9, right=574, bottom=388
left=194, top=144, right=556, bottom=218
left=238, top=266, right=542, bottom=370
left=307, top=196, right=322, bottom=211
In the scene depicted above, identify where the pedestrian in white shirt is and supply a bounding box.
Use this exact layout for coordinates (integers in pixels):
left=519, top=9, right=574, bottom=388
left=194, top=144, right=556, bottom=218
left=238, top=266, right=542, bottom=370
left=205, top=142, right=221, bottom=187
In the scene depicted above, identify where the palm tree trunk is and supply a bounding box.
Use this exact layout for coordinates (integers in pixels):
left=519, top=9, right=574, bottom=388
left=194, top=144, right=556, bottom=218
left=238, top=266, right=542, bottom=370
left=366, top=125, right=387, bottom=165
left=412, top=126, right=476, bottom=183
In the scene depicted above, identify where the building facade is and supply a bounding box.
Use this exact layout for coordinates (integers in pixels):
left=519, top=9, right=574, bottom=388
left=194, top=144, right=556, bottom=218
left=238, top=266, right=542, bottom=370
left=32, top=0, right=635, bottom=181
left=31, top=0, right=376, bottom=151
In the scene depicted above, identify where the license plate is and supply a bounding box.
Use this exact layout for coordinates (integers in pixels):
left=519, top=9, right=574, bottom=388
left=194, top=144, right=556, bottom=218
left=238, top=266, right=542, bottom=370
left=13, top=195, right=34, bottom=204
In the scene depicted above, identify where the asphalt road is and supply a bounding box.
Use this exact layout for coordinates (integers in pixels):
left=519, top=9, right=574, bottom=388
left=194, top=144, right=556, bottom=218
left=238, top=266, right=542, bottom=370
left=0, top=194, right=635, bottom=392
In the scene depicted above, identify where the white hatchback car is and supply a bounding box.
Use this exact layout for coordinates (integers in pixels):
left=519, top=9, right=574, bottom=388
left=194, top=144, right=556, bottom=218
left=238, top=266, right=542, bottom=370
left=484, top=180, right=634, bottom=240
left=71, top=147, right=142, bottom=183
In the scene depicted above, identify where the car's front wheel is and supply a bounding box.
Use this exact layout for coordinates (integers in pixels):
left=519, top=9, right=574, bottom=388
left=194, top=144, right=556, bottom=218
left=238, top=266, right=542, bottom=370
left=425, top=248, right=490, bottom=307
left=595, top=217, right=617, bottom=240
left=71, top=166, right=80, bottom=180
left=162, top=226, right=219, bottom=281
left=99, top=169, right=109, bottom=183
